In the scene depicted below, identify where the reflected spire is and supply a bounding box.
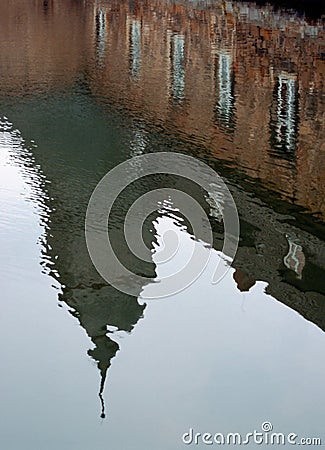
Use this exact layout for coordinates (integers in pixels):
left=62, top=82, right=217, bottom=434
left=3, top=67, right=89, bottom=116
left=87, top=334, right=119, bottom=418
left=99, top=368, right=107, bottom=419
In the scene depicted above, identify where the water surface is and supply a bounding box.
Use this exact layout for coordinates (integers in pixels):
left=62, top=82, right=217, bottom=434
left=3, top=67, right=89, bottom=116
left=0, top=1, right=324, bottom=449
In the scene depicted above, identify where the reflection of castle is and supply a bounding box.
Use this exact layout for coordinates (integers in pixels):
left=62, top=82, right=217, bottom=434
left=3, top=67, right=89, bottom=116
left=5, top=102, right=154, bottom=418
left=0, top=0, right=324, bottom=417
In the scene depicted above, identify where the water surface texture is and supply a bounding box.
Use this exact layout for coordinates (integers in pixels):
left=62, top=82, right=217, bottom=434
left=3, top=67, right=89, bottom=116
left=0, top=1, right=324, bottom=449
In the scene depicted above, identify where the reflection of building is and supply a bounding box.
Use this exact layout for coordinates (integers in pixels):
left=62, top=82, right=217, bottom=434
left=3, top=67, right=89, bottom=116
left=2, top=81, right=324, bottom=426
left=0, top=0, right=323, bottom=293
left=226, top=183, right=325, bottom=330
left=88, top=0, right=324, bottom=220
left=1, top=0, right=324, bottom=426
left=0, top=0, right=323, bottom=220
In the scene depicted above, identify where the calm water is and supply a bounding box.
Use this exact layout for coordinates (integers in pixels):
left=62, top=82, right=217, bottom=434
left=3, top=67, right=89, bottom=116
left=0, top=1, right=324, bottom=449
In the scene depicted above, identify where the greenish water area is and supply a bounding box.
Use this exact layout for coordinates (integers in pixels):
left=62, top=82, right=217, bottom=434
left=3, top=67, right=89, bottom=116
left=0, top=1, right=324, bottom=449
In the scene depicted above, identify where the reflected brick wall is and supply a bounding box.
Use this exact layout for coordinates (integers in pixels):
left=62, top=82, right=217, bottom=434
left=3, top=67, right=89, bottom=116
left=0, top=0, right=324, bottom=219
left=90, top=0, right=325, bottom=220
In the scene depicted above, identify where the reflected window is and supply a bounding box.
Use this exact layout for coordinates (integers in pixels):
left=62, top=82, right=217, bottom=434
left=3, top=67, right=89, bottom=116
left=43, top=0, right=49, bottom=14
left=284, top=235, right=305, bottom=280
left=95, top=10, right=107, bottom=61
left=129, top=19, right=141, bottom=78
left=270, top=73, right=298, bottom=159
left=130, top=129, right=148, bottom=158
left=206, top=188, right=224, bottom=222
left=215, top=52, right=235, bottom=132
left=171, top=34, right=185, bottom=102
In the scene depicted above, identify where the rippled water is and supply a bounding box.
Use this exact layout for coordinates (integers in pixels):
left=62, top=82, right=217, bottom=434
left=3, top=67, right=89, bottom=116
left=0, top=1, right=324, bottom=449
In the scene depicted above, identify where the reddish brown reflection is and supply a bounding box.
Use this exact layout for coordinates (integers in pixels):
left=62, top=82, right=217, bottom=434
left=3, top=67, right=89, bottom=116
left=0, top=0, right=324, bottom=220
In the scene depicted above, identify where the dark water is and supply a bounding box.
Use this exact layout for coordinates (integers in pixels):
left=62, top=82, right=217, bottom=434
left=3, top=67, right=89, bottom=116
left=0, top=1, right=324, bottom=449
